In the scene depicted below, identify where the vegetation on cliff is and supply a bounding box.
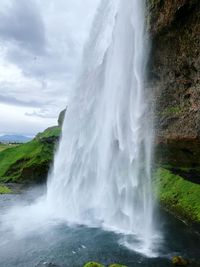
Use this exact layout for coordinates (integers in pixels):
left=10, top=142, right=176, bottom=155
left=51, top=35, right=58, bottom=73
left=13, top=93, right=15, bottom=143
left=0, top=109, right=66, bottom=184
left=0, top=143, right=19, bottom=152
left=154, top=168, right=200, bottom=223
left=149, top=0, right=200, bottom=140
left=0, top=130, right=58, bottom=184
left=148, top=0, right=200, bottom=226
left=36, top=126, right=61, bottom=139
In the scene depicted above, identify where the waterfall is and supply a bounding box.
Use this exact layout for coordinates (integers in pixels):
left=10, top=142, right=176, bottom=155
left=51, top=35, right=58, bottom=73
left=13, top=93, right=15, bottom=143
left=47, top=0, right=156, bottom=255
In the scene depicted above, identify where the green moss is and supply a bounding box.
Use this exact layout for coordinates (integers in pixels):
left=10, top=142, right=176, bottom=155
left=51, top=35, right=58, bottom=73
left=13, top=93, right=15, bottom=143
left=83, top=262, right=104, bottom=267
left=154, top=168, right=200, bottom=223
left=172, top=256, right=189, bottom=266
left=161, top=106, right=183, bottom=116
left=0, top=185, right=12, bottom=194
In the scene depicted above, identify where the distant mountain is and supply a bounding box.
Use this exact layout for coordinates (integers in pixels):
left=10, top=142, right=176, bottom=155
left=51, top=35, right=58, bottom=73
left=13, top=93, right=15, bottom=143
left=0, top=135, right=32, bottom=143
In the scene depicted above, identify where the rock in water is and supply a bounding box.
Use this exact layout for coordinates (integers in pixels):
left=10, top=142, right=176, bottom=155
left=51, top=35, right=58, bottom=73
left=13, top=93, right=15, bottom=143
left=172, top=256, right=189, bottom=266
left=83, top=262, right=104, bottom=267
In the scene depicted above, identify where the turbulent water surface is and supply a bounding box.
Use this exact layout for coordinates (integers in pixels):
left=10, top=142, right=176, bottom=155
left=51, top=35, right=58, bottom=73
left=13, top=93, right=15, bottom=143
left=0, top=190, right=200, bottom=267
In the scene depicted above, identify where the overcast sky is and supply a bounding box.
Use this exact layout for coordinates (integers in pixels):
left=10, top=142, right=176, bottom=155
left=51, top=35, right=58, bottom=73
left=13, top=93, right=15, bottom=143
left=0, top=0, right=99, bottom=136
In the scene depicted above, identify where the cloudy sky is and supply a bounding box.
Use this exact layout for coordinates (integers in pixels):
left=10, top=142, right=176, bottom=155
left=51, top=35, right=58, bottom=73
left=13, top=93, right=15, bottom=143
left=0, top=0, right=99, bottom=136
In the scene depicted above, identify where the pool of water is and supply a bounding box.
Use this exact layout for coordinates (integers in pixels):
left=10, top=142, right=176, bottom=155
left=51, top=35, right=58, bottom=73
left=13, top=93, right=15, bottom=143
left=0, top=187, right=200, bottom=267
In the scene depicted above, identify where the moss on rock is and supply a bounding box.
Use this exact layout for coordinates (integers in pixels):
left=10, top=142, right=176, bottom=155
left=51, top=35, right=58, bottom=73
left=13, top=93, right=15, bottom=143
left=154, top=168, right=200, bottom=223
left=0, top=185, right=12, bottom=194
left=149, top=0, right=200, bottom=141
left=172, top=256, right=189, bottom=266
left=83, top=262, right=104, bottom=267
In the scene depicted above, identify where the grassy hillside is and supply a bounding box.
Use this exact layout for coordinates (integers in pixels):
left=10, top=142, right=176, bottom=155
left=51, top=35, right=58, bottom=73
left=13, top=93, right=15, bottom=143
left=0, top=144, right=19, bottom=152
left=154, top=168, right=200, bottom=224
left=36, top=126, right=61, bottom=139
left=0, top=126, right=60, bottom=184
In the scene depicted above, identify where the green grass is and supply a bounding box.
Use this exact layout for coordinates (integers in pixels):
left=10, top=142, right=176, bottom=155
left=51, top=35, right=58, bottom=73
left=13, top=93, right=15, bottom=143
left=36, top=126, right=61, bottom=139
left=0, top=185, right=12, bottom=194
left=0, top=127, right=61, bottom=183
left=0, top=144, right=19, bottom=152
left=154, top=168, right=200, bottom=223
left=0, top=140, right=53, bottom=183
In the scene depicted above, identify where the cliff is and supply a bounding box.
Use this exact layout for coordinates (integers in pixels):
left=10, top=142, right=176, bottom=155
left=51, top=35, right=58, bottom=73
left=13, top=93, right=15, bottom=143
left=148, top=0, right=200, bottom=224
left=148, top=0, right=200, bottom=167
left=149, top=0, right=200, bottom=141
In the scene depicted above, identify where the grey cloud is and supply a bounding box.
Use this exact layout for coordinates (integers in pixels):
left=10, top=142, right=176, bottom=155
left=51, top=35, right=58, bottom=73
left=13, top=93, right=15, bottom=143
left=0, top=0, right=100, bottom=135
left=6, top=44, right=76, bottom=80
left=0, top=78, right=68, bottom=111
left=0, top=0, right=91, bottom=83
left=0, top=0, right=46, bottom=54
left=25, top=110, right=59, bottom=119
left=0, top=94, right=44, bottom=108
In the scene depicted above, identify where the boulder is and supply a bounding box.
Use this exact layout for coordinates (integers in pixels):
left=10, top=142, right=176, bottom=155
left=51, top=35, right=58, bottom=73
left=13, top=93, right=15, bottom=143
left=172, top=256, right=189, bottom=266
left=83, top=262, right=104, bottom=267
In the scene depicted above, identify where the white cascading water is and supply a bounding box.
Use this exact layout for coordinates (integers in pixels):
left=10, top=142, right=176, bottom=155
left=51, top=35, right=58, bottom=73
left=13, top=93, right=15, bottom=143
left=47, top=0, right=156, bottom=255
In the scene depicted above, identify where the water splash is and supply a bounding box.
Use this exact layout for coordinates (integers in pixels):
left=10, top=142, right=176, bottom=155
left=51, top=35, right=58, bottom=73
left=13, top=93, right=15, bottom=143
left=47, top=0, right=157, bottom=256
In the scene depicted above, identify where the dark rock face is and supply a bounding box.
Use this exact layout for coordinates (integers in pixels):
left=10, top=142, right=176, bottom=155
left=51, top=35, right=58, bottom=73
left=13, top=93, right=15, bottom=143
left=148, top=0, right=200, bottom=168
left=148, top=0, right=200, bottom=140
left=58, top=109, right=66, bottom=127
left=149, top=1, right=200, bottom=223
left=155, top=139, right=200, bottom=168
left=148, top=0, right=198, bottom=36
